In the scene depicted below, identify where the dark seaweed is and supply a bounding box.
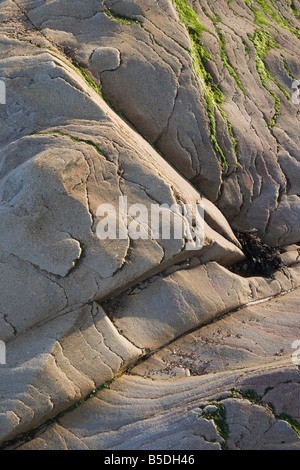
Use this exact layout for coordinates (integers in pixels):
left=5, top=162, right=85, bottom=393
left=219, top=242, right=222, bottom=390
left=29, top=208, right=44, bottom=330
left=233, top=230, right=283, bottom=277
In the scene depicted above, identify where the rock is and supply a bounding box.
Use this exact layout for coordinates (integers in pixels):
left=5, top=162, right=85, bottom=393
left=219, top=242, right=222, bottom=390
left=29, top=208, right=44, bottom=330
left=13, top=364, right=300, bottom=450
left=0, top=27, right=246, bottom=445
left=0, top=303, right=142, bottom=443
left=104, top=264, right=300, bottom=351
left=0, top=0, right=299, bottom=452
left=202, top=405, right=218, bottom=415
left=11, top=0, right=300, bottom=245
left=90, top=47, right=121, bottom=73
left=222, top=397, right=300, bottom=450
left=0, top=39, right=245, bottom=341
left=131, top=288, right=300, bottom=378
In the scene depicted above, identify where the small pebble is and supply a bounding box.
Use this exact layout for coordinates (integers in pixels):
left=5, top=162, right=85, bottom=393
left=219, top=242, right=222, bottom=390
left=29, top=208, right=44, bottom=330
left=203, top=405, right=218, bottom=415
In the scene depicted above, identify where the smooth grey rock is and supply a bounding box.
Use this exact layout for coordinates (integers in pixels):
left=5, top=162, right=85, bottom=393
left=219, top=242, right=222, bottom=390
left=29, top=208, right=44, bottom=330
left=0, top=0, right=300, bottom=451
left=0, top=42, right=245, bottom=340
left=132, top=286, right=300, bottom=378
left=14, top=364, right=300, bottom=450
left=104, top=264, right=300, bottom=351
left=0, top=303, right=142, bottom=443
left=10, top=0, right=300, bottom=245
left=90, top=47, right=121, bottom=73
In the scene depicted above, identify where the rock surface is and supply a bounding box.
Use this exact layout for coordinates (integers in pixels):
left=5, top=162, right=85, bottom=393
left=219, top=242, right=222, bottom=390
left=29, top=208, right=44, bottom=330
left=0, top=0, right=299, bottom=451
left=13, top=361, right=300, bottom=450
left=7, top=0, right=299, bottom=245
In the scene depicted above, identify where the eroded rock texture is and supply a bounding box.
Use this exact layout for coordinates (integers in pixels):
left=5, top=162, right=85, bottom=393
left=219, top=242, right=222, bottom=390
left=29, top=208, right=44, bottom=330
left=0, top=0, right=299, bottom=451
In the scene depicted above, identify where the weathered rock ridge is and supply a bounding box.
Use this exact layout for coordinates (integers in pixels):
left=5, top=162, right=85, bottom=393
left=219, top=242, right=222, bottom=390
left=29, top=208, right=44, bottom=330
left=0, top=0, right=299, bottom=450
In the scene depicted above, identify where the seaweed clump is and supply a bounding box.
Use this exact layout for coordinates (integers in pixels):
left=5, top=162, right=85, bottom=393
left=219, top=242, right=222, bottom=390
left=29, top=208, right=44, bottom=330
left=233, top=230, right=283, bottom=277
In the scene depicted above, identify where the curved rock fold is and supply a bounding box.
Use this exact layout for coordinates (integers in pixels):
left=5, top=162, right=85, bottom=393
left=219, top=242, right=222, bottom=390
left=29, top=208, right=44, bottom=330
left=0, top=0, right=299, bottom=450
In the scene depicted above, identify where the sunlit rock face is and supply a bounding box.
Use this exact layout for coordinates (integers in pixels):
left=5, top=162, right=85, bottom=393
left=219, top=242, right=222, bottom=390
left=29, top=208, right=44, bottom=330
left=0, top=0, right=299, bottom=450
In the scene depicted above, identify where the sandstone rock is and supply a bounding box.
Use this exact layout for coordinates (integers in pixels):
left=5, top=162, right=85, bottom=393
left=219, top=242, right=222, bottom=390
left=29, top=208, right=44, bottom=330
left=222, top=397, right=300, bottom=450
left=9, top=0, right=300, bottom=245
left=104, top=263, right=300, bottom=351
left=90, top=47, right=121, bottom=73
left=0, top=303, right=142, bottom=443
left=131, top=287, right=300, bottom=378
left=0, top=0, right=299, bottom=452
left=0, top=39, right=245, bottom=342
left=0, top=26, right=247, bottom=445
left=13, top=364, right=300, bottom=450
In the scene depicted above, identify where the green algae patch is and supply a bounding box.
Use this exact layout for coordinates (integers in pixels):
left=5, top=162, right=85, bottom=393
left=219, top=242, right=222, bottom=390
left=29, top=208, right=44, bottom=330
left=173, top=0, right=230, bottom=170
left=249, top=28, right=290, bottom=128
